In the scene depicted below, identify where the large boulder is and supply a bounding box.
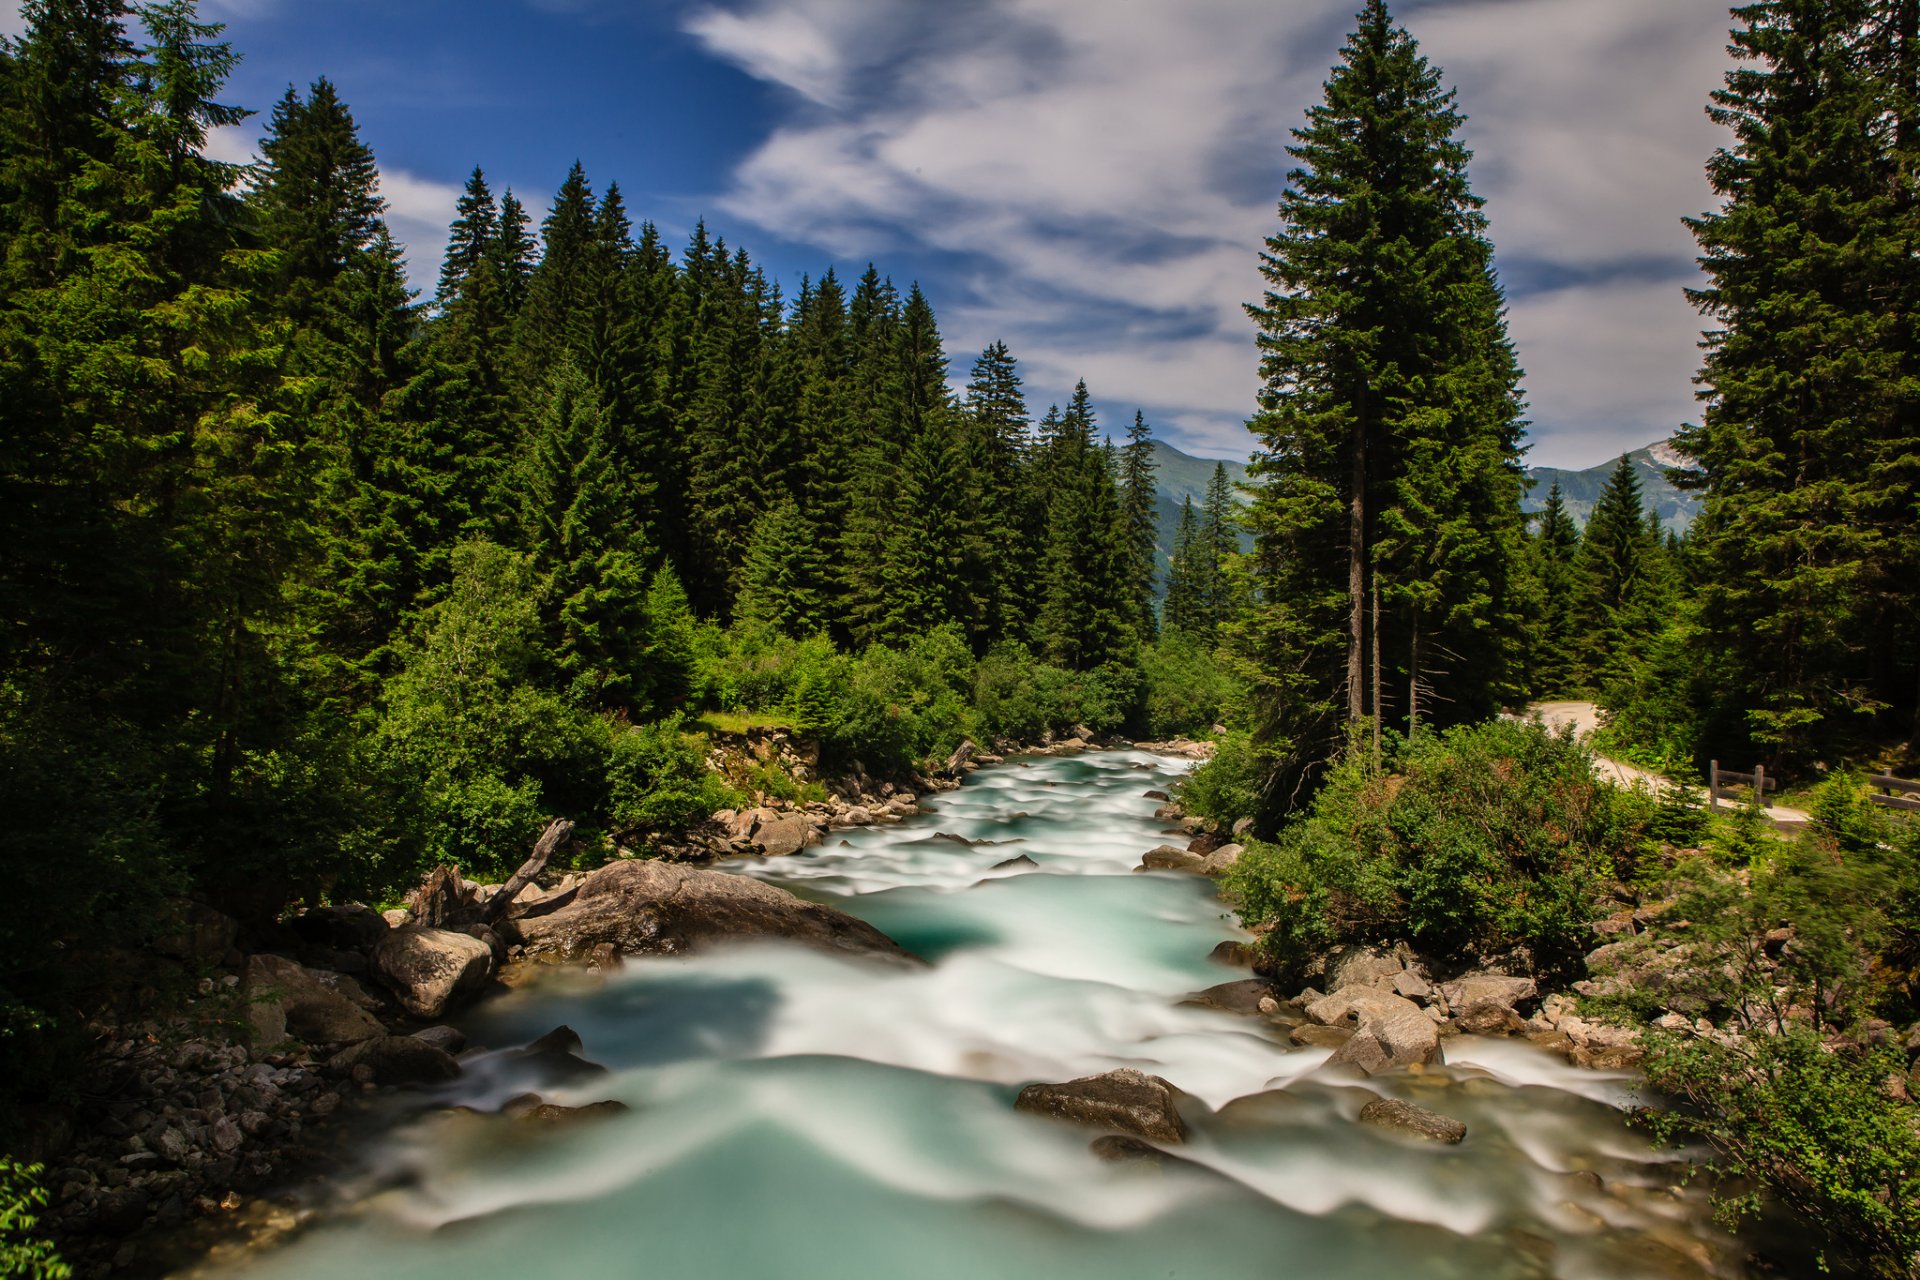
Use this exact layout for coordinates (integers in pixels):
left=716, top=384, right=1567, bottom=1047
left=509, top=860, right=911, bottom=964
left=752, top=811, right=815, bottom=857
left=1015, top=1068, right=1188, bottom=1143
left=371, top=927, right=494, bottom=1019
left=1137, top=845, right=1206, bottom=873
left=1439, top=973, right=1537, bottom=1013
left=1307, top=988, right=1441, bottom=1075
left=1323, top=946, right=1407, bottom=994
left=244, top=954, right=384, bottom=1047
left=329, top=1034, right=461, bottom=1086
left=1358, top=1097, right=1467, bottom=1144
left=1182, top=979, right=1289, bottom=1017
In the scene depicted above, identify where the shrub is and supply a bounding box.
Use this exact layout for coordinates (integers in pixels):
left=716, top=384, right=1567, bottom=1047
left=605, top=715, right=737, bottom=839
left=0, top=1159, right=67, bottom=1280
left=1224, top=719, right=1641, bottom=982
left=1180, top=731, right=1268, bottom=828
left=1138, top=638, right=1243, bottom=739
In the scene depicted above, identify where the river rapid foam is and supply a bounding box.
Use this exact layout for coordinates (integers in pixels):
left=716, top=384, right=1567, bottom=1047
left=204, top=749, right=1762, bottom=1280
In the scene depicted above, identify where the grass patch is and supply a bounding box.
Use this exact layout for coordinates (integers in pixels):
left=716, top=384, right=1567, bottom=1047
left=691, top=709, right=797, bottom=735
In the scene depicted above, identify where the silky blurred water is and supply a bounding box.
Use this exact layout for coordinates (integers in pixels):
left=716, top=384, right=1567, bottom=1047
left=203, top=750, right=1762, bottom=1280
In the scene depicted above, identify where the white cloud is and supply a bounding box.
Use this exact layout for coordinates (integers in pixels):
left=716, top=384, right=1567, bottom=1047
left=2, top=2, right=28, bottom=38
left=687, top=0, right=1734, bottom=467
left=376, top=168, right=463, bottom=292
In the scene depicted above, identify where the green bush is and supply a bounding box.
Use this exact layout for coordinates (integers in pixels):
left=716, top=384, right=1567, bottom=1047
left=1180, top=731, right=1268, bottom=828
left=1138, top=637, right=1242, bottom=739
left=605, top=715, right=736, bottom=839
left=1641, top=1031, right=1920, bottom=1279
left=1224, top=719, right=1641, bottom=981
left=0, top=1159, right=68, bottom=1280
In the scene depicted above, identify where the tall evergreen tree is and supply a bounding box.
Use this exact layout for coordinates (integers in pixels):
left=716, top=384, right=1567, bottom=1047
left=1243, top=0, right=1526, bottom=815
left=1164, top=497, right=1205, bottom=638
left=1676, top=0, right=1920, bottom=758
left=737, top=499, right=829, bottom=639
left=1571, top=457, right=1668, bottom=692
left=1526, top=481, right=1582, bottom=695
left=1118, top=412, right=1160, bottom=641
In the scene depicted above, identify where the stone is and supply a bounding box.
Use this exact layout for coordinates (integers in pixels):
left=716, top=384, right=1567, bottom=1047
left=1137, top=845, right=1206, bottom=873
left=1208, top=941, right=1255, bottom=968
left=370, top=927, right=494, bottom=1020
left=1142, top=790, right=1170, bottom=801
left=1199, top=843, right=1244, bottom=876
left=1181, top=979, right=1289, bottom=1017
left=1439, top=974, right=1537, bottom=1014
left=1358, top=1097, right=1467, bottom=1144
left=411, top=1025, right=468, bottom=1055
left=209, top=1114, right=242, bottom=1154
left=1015, top=1069, right=1188, bottom=1143
left=327, top=1036, right=461, bottom=1087
left=1391, top=970, right=1433, bottom=1002
left=510, top=860, right=912, bottom=965
left=1231, top=816, right=1255, bottom=837
left=942, top=739, right=976, bottom=775
left=1289, top=1024, right=1354, bottom=1049
left=243, top=954, right=385, bottom=1048
left=749, top=810, right=815, bottom=858
left=1308, top=989, right=1442, bottom=1074
left=991, top=854, right=1038, bottom=871
left=381, top=908, right=410, bottom=928
left=843, top=806, right=874, bottom=826
left=1455, top=1002, right=1527, bottom=1036
left=1088, top=1135, right=1202, bottom=1170
left=1323, top=946, right=1406, bottom=993
left=516, top=1100, right=630, bottom=1124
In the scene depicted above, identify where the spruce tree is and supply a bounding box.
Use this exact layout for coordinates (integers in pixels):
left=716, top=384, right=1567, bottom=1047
left=1243, top=0, right=1526, bottom=813
left=1677, top=0, right=1920, bottom=758
left=1199, top=463, right=1239, bottom=631
left=738, top=499, right=829, bottom=639
left=1528, top=482, right=1582, bottom=695
left=1164, top=497, right=1205, bottom=638
left=1568, top=458, right=1668, bottom=692
left=1118, top=412, right=1161, bottom=641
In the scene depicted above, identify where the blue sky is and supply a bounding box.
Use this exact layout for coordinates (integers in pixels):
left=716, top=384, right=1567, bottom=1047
left=5, top=0, right=1737, bottom=468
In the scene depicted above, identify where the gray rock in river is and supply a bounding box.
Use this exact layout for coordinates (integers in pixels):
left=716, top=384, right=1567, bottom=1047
left=371, top=927, right=495, bottom=1020
left=1307, top=988, right=1442, bottom=1074
left=1015, top=1068, right=1189, bottom=1143
left=243, top=953, right=385, bottom=1048
left=328, top=1035, right=462, bottom=1087
left=991, top=853, right=1038, bottom=870
left=1182, top=979, right=1291, bottom=1017
left=509, top=860, right=913, bottom=964
left=1357, top=1097, right=1467, bottom=1144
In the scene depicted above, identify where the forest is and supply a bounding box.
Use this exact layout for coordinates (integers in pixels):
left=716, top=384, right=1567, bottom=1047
left=2, top=0, right=1919, bottom=1276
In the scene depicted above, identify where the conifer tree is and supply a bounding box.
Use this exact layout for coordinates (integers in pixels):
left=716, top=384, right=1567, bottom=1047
left=1199, top=463, right=1239, bottom=631
left=1118, top=412, right=1160, bottom=641
left=1527, top=481, right=1582, bottom=694
left=1243, top=0, right=1526, bottom=814
left=1677, top=0, right=1920, bottom=757
left=1572, top=456, right=1669, bottom=692
left=738, top=500, right=829, bottom=639
left=1164, top=497, right=1205, bottom=638
left=1036, top=401, right=1135, bottom=670
left=961, top=341, right=1031, bottom=644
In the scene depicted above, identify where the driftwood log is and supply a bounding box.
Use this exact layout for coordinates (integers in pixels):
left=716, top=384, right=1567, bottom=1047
left=482, top=818, right=574, bottom=925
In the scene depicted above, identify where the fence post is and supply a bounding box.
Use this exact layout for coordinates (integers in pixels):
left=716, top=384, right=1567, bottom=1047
left=1754, top=763, right=1767, bottom=809
left=1709, top=759, right=1720, bottom=810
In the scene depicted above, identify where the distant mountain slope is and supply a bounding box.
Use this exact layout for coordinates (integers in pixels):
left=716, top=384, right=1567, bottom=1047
left=1146, top=439, right=1698, bottom=562
left=1523, top=440, right=1698, bottom=533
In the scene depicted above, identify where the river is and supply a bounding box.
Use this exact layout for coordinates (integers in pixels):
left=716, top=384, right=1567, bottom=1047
left=202, top=749, right=1764, bottom=1280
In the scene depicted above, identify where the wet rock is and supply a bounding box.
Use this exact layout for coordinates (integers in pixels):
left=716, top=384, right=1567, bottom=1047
left=1137, top=845, right=1206, bottom=873
left=1358, top=1097, right=1467, bottom=1144
left=509, top=860, right=913, bottom=965
left=739, top=809, right=815, bottom=857
left=1308, top=989, right=1442, bottom=1074
left=327, top=1036, right=461, bottom=1087
left=1186, top=831, right=1225, bottom=855
left=1289, top=1024, right=1353, bottom=1050
left=515, top=1100, right=630, bottom=1124
left=1089, top=1135, right=1203, bottom=1170
left=1142, top=790, right=1170, bottom=802
left=1015, top=1068, right=1188, bottom=1143
left=1182, top=979, right=1289, bottom=1017
left=411, top=1025, right=468, bottom=1055
left=1209, top=941, right=1255, bottom=968
left=991, top=853, right=1038, bottom=871
left=1455, top=1002, right=1527, bottom=1036
left=1199, top=843, right=1244, bottom=875
left=244, top=954, right=385, bottom=1048
left=370, top=927, right=494, bottom=1020
left=498, top=1026, right=610, bottom=1086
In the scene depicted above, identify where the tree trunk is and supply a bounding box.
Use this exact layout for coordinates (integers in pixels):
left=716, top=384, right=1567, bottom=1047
left=1407, top=616, right=1421, bottom=739
left=1370, top=575, right=1382, bottom=770
left=482, top=818, right=574, bottom=925
left=1347, top=405, right=1367, bottom=733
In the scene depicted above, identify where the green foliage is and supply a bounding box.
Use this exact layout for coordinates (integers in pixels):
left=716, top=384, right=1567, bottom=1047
left=1179, top=731, right=1270, bottom=829
left=0, top=1159, right=68, bottom=1280
left=1138, top=638, right=1243, bottom=739
left=605, top=716, right=736, bottom=839
left=1224, top=719, right=1641, bottom=981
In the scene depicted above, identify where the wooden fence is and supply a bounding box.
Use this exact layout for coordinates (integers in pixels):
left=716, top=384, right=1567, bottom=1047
left=1869, top=774, right=1920, bottom=812
left=1709, top=760, right=1778, bottom=810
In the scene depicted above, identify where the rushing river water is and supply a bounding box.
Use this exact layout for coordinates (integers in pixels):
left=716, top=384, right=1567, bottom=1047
left=205, top=749, right=1769, bottom=1280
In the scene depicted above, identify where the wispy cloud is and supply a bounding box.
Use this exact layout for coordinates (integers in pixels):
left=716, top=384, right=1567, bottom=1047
left=687, top=0, right=1733, bottom=467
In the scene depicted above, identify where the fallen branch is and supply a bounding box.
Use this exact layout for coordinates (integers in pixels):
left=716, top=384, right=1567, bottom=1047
left=483, top=819, right=573, bottom=925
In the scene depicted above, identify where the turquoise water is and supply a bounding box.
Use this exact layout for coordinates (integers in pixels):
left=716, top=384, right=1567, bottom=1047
left=208, top=751, right=1755, bottom=1280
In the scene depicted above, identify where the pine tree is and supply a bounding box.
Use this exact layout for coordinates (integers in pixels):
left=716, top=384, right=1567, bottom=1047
left=961, top=341, right=1031, bottom=644
left=1676, top=0, right=1920, bottom=758
left=1036, top=399, right=1135, bottom=670
left=1243, top=0, right=1526, bottom=813
left=1164, top=497, right=1205, bottom=638
left=738, top=499, right=829, bottom=638
left=1118, top=412, right=1160, bottom=641
left=1199, top=463, right=1239, bottom=631
left=1571, top=456, right=1669, bottom=692
left=1527, top=482, right=1582, bottom=694
left=436, top=166, right=497, bottom=310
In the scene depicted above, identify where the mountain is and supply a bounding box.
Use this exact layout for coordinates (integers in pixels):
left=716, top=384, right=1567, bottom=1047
left=1143, top=439, right=1698, bottom=570
left=1522, top=440, right=1698, bottom=533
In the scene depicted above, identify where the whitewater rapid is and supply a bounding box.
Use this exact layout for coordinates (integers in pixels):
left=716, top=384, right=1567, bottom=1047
left=204, top=749, right=1764, bottom=1280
